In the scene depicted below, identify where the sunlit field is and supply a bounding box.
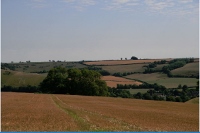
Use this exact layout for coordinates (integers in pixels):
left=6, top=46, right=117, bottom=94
left=2, top=92, right=199, bottom=131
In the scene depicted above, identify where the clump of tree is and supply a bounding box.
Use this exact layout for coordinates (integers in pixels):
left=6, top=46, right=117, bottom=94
left=108, top=88, right=132, bottom=98
left=131, top=56, right=138, bottom=60
left=39, top=67, right=108, bottom=96
left=112, top=72, right=141, bottom=77
left=1, top=63, right=18, bottom=71
left=143, top=60, right=167, bottom=74
left=138, top=83, right=198, bottom=102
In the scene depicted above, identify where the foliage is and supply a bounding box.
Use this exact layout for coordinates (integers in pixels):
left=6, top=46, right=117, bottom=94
left=1, top=63, right=18, bottom=71
left=1, top=85, right=39, bottom=93
left=39, top=67, right=108, bottom=96
left=131, top=56, right=138, bottom=60
left=108, top=88, right=132, bottom=98
left=161, top=58, right=194, bottom=77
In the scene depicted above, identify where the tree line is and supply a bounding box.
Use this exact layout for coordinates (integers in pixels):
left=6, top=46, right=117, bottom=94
left=143, top=58, right=195, bottom=77
left=109, top=82, right=199, bottom=102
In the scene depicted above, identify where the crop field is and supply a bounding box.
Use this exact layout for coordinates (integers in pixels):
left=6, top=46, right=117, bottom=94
left=125, top=73, right=198, bottom=88
left=146, top=78, right=199, bottom=88
left=98, top=64, right=145, bottom=74
left=171, top=62, right=199, bottom=77
left=84, top=59, right=172, bottom=66
left=101, top=76, right=142, bottom=88
left=1, top=70, right=46, bottom=87
left=125, top=73, right=168, bottom=82
left=2, top=92, right=199, bottom=131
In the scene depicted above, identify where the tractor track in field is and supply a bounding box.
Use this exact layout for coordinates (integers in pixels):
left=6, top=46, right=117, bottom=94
left=51, top=95, right=143, bottom=131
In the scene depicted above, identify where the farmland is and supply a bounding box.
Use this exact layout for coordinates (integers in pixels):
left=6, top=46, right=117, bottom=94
left=102, top=76, right=142, bottom=88
left=1, top=70, right=46, bottom=87
left=1, top=92, right=199, bottom=131
left=171, top=62, right=199, bottom=77
left=125, top=73, right=199, bottom=88
left=97, top=64, right=145, bottom=74
left=84, top=59, right=172, bottom=66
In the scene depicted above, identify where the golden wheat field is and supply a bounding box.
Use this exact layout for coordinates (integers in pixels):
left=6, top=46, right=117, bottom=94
left=102, top=76, right=142, bottom=88
left=1, top=92, right=199, bottom=131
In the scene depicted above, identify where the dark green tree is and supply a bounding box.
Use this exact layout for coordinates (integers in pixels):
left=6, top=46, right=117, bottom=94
left=40, top=67, right=108, bottom=96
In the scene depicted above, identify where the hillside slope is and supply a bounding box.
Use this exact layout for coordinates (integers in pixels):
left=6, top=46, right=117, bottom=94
left=2, top=92, right=199, bottom=131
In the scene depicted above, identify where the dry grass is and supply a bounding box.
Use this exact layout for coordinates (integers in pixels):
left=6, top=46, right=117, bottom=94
left=56, top=94, right=199, bottom=131
left=84, top=59, right=172, bottom=66
left=186, top=97, right=199, bottom=104
left=102, top=76, right=142, bottom=88
left=2, top=92, right=199, bottom=131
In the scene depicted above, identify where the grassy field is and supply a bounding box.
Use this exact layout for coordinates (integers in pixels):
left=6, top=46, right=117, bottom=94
left=186, top=97, right=199, bottom=104
left=98, top=64, right=145, bottom=74
left=102, top=76, right=142, bottom=88
left=2, top=92, right=199, bottom=131
left=125, top=73, right=198, bottom=88
left=84, top=59, right=172, bottom=66
left=7, top=62, right=87, bottom=73
left=1, top=70, right=46, bottom=87
left=171, top=62, right=199, bottom=77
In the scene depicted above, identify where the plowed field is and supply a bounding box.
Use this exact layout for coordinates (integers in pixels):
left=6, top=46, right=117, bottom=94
left=102, top=76, right=142, bottom=87
left=2, top=92, right=199, bottom=131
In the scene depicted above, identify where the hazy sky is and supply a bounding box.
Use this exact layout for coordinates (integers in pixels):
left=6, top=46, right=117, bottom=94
left=2, top=0, right=199, bottom=62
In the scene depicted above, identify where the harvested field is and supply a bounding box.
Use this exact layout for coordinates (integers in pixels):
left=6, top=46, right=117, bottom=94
left=2, top=92, right=199, bottom=131
left=84, top=59, right=172, bottom=66
left=102, top=76, right=142, bottom=88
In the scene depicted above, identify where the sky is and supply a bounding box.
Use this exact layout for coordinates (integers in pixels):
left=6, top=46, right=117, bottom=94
left=1, top=0, right=199, bottom=62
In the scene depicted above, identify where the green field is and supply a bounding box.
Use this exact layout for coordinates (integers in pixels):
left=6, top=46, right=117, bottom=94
left=171, top=62, right=199, bottom=77
left=1, top=70, right=46, bottom=87
left=125, top=73, right=198, bottom=88
left=98, top=64, right=145, bottom=74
